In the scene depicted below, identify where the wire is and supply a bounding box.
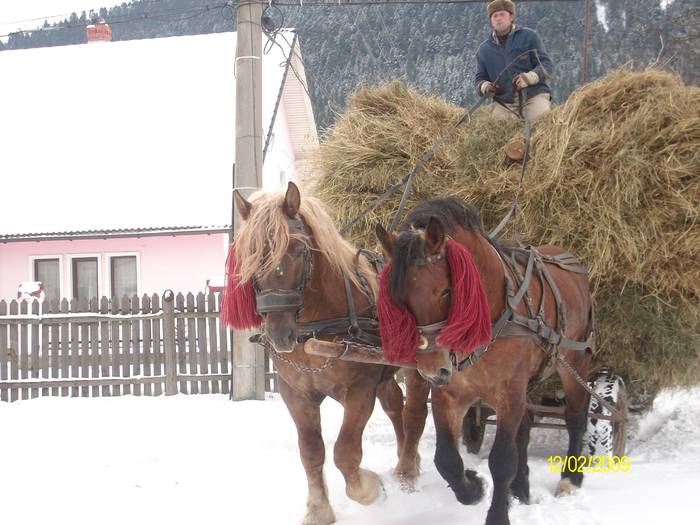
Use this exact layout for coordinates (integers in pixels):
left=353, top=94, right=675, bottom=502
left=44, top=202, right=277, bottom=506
left=259, top=7, right=343, bottom=119
left=271, top=0, right=582, bottom=6
left=0, top=3, right=227, bottom=40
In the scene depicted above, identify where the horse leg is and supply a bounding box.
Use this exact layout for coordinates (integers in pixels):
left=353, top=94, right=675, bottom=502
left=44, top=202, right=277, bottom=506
left=555, top=350, right=592, bottom=496
left=395, top=368, right=430, bottom=490
left=375, top=376, right=406, bottom=457
left=432, top=388, right=484, bottom=505
left=334, top=388, right=383, bottom=506
left=486, top=394, right=526, bottom=525
left=278, top=381, right=335, bottom=525
left=509, top=410, right=532, bottom=503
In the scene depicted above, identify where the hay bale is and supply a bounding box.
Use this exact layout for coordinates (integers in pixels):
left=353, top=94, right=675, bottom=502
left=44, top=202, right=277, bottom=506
left=310, top=69, right=700, bottom=403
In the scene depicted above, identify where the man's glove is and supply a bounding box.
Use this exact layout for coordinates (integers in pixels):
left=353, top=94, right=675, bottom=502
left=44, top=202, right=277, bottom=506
left=480, top=81, right=501, bottom=96
left=514, top=71, right=540, bottom=90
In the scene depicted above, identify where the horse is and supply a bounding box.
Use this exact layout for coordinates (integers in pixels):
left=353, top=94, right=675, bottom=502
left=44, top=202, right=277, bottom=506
left=221, top=182, right=430, bottom=525
left=375, top=197, right=594, bottom=525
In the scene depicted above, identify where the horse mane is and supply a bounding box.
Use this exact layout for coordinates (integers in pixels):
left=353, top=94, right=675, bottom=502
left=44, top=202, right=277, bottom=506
left=234, top=190, right=376, bottom=296
left=400, top=197, right=484, bottom=235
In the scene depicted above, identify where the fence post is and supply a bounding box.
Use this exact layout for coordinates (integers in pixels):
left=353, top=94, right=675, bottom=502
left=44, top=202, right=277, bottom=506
left=163, top=290, right=178, bottom=396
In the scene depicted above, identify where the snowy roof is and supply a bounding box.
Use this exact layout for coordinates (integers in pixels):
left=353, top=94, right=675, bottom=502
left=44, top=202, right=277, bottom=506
left=0, top=31, right=295, bottom=237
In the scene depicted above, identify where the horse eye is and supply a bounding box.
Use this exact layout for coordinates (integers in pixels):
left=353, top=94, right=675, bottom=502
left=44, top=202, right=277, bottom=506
left=441, top=288, right=451, bottom=297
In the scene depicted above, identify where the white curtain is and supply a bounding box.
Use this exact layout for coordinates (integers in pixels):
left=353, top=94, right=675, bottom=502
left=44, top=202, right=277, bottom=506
left=112, top=256, right=137, bottom=299
left=35, top=259, right=60, bottom=303
left=75, top=259, right=98, bottom=302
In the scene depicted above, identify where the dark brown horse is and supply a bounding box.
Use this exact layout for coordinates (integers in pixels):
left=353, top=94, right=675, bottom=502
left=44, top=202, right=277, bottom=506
left=376, top=197, right=594, bottom=525
left=222, top=182, right=429, bottom=525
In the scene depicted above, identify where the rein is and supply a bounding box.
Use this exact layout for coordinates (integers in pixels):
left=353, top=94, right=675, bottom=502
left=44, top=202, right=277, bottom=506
left=340, top=48, right=548, bottom=239
left=488, top=88, right=531, bottom=243
left=340, top=95, right=489, bottom=236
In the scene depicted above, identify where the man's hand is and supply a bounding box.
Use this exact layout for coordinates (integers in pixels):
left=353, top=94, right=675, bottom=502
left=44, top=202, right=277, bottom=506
left=514, top=71, right=540, bottom=90
left=480, top=81, right=501, bottom=96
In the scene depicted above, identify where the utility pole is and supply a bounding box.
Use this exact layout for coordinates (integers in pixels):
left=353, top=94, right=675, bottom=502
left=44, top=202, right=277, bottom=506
left=232, top=0, right=264, bottom=401
left=582, top=0, right=591, bottom=83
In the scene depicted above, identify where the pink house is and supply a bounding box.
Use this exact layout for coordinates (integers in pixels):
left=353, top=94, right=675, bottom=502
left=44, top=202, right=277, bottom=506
left=0, top=31, right=318, bottom=303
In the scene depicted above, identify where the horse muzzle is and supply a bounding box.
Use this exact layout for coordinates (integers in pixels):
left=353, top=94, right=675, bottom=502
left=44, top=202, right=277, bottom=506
left=418, top=366, right=452, bottom=387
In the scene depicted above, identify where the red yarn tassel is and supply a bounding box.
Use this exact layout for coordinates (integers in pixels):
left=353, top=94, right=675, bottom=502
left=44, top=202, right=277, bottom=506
left=377, top=263, right=419, bottom=363
left=436, top=239, right=492, bottom=353
left=220, top=244, right=262, bottom=330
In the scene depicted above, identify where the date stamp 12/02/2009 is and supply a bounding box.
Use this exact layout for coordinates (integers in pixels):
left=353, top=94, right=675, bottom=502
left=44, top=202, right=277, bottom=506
left=548, top=455, right=631, bottom=473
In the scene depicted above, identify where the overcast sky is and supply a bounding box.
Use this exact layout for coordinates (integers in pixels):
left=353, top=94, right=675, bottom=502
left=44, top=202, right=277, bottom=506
left=0, top=1, right=115, bottom=39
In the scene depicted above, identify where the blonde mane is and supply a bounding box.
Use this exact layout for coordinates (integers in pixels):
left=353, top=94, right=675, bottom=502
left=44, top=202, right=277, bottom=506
left=235, top=190, right=377, bottom=297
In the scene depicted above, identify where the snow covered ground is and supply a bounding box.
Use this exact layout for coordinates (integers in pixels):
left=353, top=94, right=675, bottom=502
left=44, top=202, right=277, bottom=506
left=1, top=385, right=698, bottom=525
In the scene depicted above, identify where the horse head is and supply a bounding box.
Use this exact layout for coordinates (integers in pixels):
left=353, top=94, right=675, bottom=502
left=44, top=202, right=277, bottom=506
left=224, top=181, right=313, bottom=352
left=223, top=181, right=373, bottom=355
left=376, top=216, right=491, bottom=386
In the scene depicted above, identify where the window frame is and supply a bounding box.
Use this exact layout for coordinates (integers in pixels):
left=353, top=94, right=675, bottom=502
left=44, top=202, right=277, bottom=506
left=28, top=255, right=63, bottom=303
left=66, top=253, right=102, bottom=303
left=71, top=256, right=100, bottom=302
left=108, top=253, right=140, bottom=300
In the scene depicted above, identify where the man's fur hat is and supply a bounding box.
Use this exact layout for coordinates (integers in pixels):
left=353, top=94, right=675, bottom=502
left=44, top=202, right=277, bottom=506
left=487, top=0, right=516, bottom=18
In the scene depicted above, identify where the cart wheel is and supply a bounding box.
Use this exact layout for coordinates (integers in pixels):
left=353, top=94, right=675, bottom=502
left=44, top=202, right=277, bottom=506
left=584, top=371, right=628, bottom=457
left=462, top=405, right=493, bottom=454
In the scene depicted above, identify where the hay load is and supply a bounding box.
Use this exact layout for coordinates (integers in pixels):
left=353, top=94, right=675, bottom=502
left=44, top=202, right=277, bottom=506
left=311, top=69, right=700, bottom=403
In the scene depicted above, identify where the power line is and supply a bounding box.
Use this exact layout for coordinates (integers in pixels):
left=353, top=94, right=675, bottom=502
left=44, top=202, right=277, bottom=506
left=0, top=0, right=170, bottom=27
left=271, top=0, right=582, bottom=6
left=0, top=3, right=228, bottom=40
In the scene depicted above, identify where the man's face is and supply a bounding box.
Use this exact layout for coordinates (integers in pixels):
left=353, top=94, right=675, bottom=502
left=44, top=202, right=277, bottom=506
left=490, top=10, right=514, bottom=35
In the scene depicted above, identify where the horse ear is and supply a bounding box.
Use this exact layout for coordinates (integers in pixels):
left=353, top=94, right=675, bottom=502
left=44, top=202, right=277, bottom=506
left=234, top=190, right=253, bottom=221
left=424, top=217, right=446, bottom=255
left=283, top=181, right=301, bottom=218
left=375, top=223, right=396, bottom=259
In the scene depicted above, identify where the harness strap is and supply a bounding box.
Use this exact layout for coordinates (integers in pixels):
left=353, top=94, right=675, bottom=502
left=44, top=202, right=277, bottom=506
left=297, top=317, right=381, bottom=347
left=508, top=248, right=535, bottom=309
left=452, top=242, right=594, bottom=372
left=453, top=306, right=512, bottom=371
left=343, top=273, right=360, bottom=334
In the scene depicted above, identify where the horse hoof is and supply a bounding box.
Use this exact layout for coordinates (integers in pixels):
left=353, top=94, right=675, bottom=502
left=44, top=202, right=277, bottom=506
left=346, top=469, right=384, bottom=505
left=394, top=456, right=421, bottom=491
left=453, top=469, right=484, bottom=505
left=510, top=479, right=530, bottom=503
left=485, top=509, right=510, bottom=525
left=300, top=504, right=336, bottom=525
left=396, top=472, right=418, bottom=493
left=555, top=477, right=578, bottom=497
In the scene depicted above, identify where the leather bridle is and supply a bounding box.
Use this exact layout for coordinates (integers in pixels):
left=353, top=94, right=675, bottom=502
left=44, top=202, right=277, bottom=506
left=253, top=217, right=312, bottom=318
left=252, top=216, right=382, bottom=357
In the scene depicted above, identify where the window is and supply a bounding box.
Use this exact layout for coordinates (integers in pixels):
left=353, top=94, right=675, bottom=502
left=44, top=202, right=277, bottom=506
left=72, top=257, right=98, bottom=302
left=110, top=256, right=137, bottom=299
left=34, top=258, right=60, bottom=303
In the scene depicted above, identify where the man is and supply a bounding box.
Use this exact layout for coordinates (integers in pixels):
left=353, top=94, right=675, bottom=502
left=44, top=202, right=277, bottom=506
left=475, top=0, right=554, bottom=121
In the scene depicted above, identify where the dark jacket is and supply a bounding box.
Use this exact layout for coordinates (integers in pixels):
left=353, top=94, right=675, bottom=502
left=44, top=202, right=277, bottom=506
left=475, top=26, right=553, bottom=104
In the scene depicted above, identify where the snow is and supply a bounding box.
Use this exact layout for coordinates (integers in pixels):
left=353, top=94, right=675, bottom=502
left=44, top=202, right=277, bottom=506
left=1, top=384, right=699, bottom=525
left=0, top=30, right=291, bottom=236
left=18, top=281, right=42, bottom=294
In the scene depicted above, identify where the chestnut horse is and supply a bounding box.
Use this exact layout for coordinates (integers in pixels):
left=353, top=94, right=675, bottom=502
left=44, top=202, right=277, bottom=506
left=222, top=182, right=429, bottom=525
left=376, top=197, right=594, bottom=525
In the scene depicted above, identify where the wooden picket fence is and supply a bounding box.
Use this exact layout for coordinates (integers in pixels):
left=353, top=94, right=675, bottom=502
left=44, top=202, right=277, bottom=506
left=0, top=291, right=279, bottom=402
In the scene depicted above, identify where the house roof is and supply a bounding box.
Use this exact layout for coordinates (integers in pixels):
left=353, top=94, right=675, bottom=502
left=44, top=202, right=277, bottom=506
left=0, top=225, right=231, bottom=243
left=0, top=30, right=305, bottom=239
